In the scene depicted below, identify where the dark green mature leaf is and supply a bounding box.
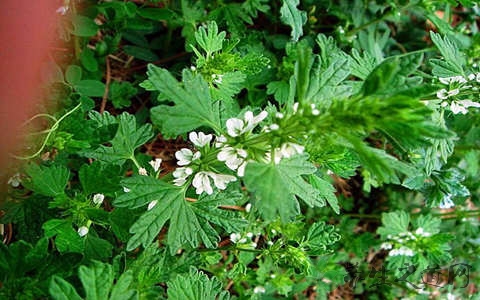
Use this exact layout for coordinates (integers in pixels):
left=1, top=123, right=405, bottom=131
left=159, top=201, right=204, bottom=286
left=82, top=112, right=153, bottom=165
left=79, top=161, right=122, bottom=195
left=43, top=219, right=84, bottom=254
left=49, top=276, right=83, bottom=300
left=71, top=15, right=99, bottom=37
left=123, top=45, right=159, bottom=62
left=167, top=268, right=231, bottom=300
left=244, top=155, right=325, bottom=221
left=65, top=65, right=82, bottom=85
left=84, top=235, right=113, bottom=261
left=280, top=0, right=307, bottom=42
left=146, top=66, right=221, bottom=137
left=23, top=164, right=69, bottom=197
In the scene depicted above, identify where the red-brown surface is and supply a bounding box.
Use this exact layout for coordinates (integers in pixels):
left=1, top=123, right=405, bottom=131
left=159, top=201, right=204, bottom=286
left=0, top=1, right=59, bottom=167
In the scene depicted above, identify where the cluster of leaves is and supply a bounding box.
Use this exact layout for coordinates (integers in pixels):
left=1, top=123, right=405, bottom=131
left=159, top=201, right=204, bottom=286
left=1, top=0, right=479, bottom=299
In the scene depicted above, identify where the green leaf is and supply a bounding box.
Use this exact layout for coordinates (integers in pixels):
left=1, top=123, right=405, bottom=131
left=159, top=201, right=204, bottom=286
left=377, top=211, right=410, bottom=238
left=81, top=48, right=99, bottom=72
left=280, top=0, right=307, bottom=42
left=49, top=276, right=83, bottom=300
left=309, top=175, right=340, bottom=214
left=116, top=177, right=244, bottom=254
left=23, top=164, right=69, bottom=197
left=79, top=161, right=122, bottom=195
left=167, top=268, right=231, bottom=300
left=109, top=81, right=137, bottom=109
left=430, top=31, right=465, bottom=76
left=146, top=66, right=221, bottom=137
left=110, top=270, right=138, bottom=300
left=137, top=8, right=173, bottom=20
left=244, top=155, right=325, bottom=221
left=74, top=80, right=106, bottom=97
left=81, top=112, right=153, bottom=165
left=79, top=261, right=114, bottom=300
left=42, top=219, right=84, bottom=253
left=304, top=222, right=341, bottom=255
left=71, top=15, right=99, bottom=37
left=194, top=21, right=226, bottom=56
left=84, top=235, right=113, bottom=261
left=65, top=65, right=83, bottom=85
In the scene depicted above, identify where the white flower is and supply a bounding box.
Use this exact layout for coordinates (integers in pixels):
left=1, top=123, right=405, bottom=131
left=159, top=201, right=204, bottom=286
left=436, top=88, right=448, bottom=99
left=225, top=111, right=268, bottom=137
left=447, top=293, right=456, bottom=300
left=189, top=132, right=213, bottom=147
left=269, top=123, right=279, bottom=131
left=276, top=112, right=284, bottom=119
left=415, top=227, right=431, bottom=237
left=439, top=195, right=455, bottom=209
left=265, top=149, right=282, bottom=164
left=212, top=74, right=224, bottom=84
left=292, top=102, right=299, bottom=113
left=7, top=173, right=21, bottom=187
left=245, top=203, right=252, bottom=213
left=190, top=66, right=196, bottom=71
left=253, top=286, right=266, bottom=294
left=78, top=226, right=89, bottom=237
left=448, top=88, right=460, bottom=97
left=380, top=242, right=392, bottom=250
left=279, top=143, right=304, bottom=158
left=230, top=233, right=241, bottom=243
left=218, top=146, right=247, bottom=170
left=244, top=111, right=268, bottom=132
left=439, top=76, right=467, bottom=85
left=476, top=72, right=480, bottom=83
left=450, top=99, right=480, bottom=115
left=172, top=167, right=193, bottom=186
left=312, top=108, right=320, bottom=116
left=246, top=232, right=254, bottom=238
left=123, top=187, right=131, bottom=193
left=389, top=246, right=414, bottom=257
left=215, top=135, right=228, bottom=148
left=149, top=158, right=162, bottom=172
left=192, top=171, right=214, bottom=195
left=56, top=6, right=69, bottom=15
left=267, top=241, right=274, bottom=246
left=138, top=167, right=148, bottom=176
left=211, top=173, right=237, bottom=190
left=147, top=200, right=158, bottom=210
left=93, top=193, right=105, bottom=205
left=468, top=73, right=476, bottom=81
left=226, top=118, right=245, bottom=137
left=236, top=161, right=247, bottom=177
left=175, top=148, right=200, bottom=166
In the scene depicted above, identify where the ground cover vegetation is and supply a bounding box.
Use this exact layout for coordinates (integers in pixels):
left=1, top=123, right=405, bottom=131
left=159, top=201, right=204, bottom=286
left=1, top=0, right=479, bottom=299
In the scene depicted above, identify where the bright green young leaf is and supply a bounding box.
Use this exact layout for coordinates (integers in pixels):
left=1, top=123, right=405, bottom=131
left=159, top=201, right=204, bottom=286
left=116, top=177, right=245, bottom=254
left=377, top=211, right=410, bottom=238
left=23, top=164, right=70, bottom=197
left=167, top=268, right=231, bottom=300
left=309, top=175, right=340, bottom=214
left=42, top=219, right=84, bottom=253
left=81, top=112, right=154, bottom=165
left=244, top=155, right=325, bottom=221
left=430, top=31, right=465, bottom=76
left=146, top=65, right=221, bottom=137
left=304, top=222, right=341, bottom=255
left=193, top=21, right=226, bottom=57
left=280, top=0, right=307, bottom=42
left=49, top=276, right=83, bottom=300
left=79, top=261, right=114, bottom=300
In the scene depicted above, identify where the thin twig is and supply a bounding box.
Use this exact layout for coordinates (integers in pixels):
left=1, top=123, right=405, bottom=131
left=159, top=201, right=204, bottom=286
left=185, top=197, right=246, bottom=211
left=100, top=56, right=111, bottom=113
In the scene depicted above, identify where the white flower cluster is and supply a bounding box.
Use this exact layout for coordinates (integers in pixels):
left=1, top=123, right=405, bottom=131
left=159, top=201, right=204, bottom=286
left=388, top=246, right=415, bottom=257
left=7, top=173, right=21, bottom=187
left=92, top=193, right=104, bottom=205
left=173, top=132, right=236, bottom=195
left=439, top=194, right=455, bottom=209
left=229, top=232, right=257, bottom=248
left=414, top=227, right=432, bottom=237
left=264, top=142, right=305, bottom=164
left=436, top=73, right=480, bottom=114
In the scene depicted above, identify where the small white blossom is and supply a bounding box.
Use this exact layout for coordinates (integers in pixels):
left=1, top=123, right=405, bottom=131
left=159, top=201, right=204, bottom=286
left=312, top=108, right=320, bottom=116
left=211, top=173, right=237, bottom=190
left=138, top=167, right=148, bottom=176
left=267, top=241, right=274, bottom=246
left=439, top=76, right=467, bottom=85
left=246, top=232, right=254, bottom=238
left=245, top=203, right=252, bottom=213
left=237, top=161, right=247, bottom=177
left=279, top=143, right=304, bottom=158
left=269, top=123, right=279, bottom=130
left=448, top=88, right=460, bottom=97
left=389, top=246, right=414, bottom=257
left=189, top=132, right=213, bottom=147
left=380, top=242, right=392, bottom=250
left=439, top=195, right=455, bottom=209
left=123, top=187, right=131, bottom=193
left=230, top=233, right=241, bottom=243
left=56, top=6, right=69, bottom=15
left=253, top=286, right=266, bottom=294
left=447, top=293, right=456, bottom=300
left=78, top=226, right=89, bottom=237
left=218, top=146, right=247, bottom=170
left=172, top=167, right=193, bottom=186
left=244, top=111, right=268, bottom=132
left=175, top=148, right=200, bottom=166
left=415, top=227, right=431, bottom=237
left=450, top=100, right=480, bottom=114
left=276, top=112, right=284, bottom=119
left=147, top=200, right=158, bottom=211
left=436, top=88, right=448, bottom=99
left=190, top=66, right=196, bottom=71
left=251, top=242, right=257, bottom=248
left=212, top=74, right=224, bottom=84
left=292, top=102, right=299, bottom=113
left=149, top=158, right=162, bottom=172
left=93, top=193, right=105, bottom=205
left=192, top=171, right=214, bottom=195
left=215, top=135, right=228, bottom=148
left=226, top=118, right=244, bottom=137
left=7, top=173, right=21, bottom=187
